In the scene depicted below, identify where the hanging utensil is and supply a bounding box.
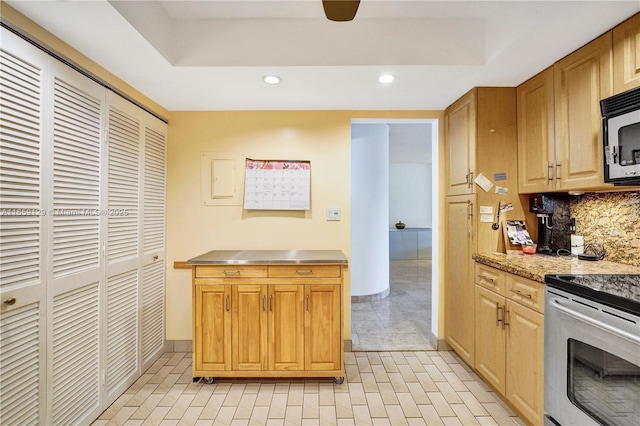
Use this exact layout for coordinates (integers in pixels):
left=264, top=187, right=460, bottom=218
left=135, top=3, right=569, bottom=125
left=492, top=201, right=501, bottom=230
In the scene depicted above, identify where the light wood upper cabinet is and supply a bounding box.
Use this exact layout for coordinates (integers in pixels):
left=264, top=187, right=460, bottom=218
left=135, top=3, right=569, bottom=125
left=517, top=67, right=556, bottom=193
left=445, top=90, right=476, bottom=195
left=554, top=32, right=613, bottom=191
left=613, top=12, right=640, bottom=94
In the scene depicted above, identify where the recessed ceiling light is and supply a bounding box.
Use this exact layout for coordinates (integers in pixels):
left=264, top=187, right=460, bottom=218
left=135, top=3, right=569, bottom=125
left=378, top=74, right=395, bottom=84
left=262, top=75, right=281, bottom=85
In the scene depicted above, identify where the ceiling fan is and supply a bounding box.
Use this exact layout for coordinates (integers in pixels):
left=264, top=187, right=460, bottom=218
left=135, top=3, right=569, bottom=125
left=322, top=0, right=361, bottom=22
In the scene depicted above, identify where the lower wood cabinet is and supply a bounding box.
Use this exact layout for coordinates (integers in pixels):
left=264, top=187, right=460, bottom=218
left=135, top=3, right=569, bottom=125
left=474, top=263, right=544, bottom=426
left=192, top=264, right=344, bottom=380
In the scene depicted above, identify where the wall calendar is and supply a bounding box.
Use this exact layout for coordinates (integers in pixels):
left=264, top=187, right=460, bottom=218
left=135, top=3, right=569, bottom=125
left=243, top=159, right=311, bottom=210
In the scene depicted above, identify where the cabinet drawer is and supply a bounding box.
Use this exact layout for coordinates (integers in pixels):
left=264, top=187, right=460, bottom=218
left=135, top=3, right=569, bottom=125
left=195, top=265, right=268, bottom=278
left=475, top=263, right=506, bottom=295
left=506, top=275, right=544, bottom=314
left=268, top=265, right=341, bottom=278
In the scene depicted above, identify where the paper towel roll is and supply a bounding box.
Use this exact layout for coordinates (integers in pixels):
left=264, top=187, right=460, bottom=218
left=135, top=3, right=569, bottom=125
left=571, top=235, right=584, bottom=255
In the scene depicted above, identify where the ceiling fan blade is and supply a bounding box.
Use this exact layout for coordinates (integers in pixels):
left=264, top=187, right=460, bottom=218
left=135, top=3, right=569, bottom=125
left=322, top=0, right=360, bottom=22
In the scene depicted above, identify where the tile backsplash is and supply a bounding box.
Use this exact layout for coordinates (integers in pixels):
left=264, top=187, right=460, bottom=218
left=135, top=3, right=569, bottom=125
left=570, top=191, right=640, bottom=267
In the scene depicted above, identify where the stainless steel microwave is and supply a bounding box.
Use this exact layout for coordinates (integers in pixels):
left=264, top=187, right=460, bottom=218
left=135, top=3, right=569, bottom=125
left=601, top=86, right=640, bottom=185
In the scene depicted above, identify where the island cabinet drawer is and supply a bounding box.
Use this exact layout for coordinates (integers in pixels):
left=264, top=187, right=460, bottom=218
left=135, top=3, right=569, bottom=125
left=474, top=263, right=506, bottom=295
left=195, top=265, right=268, bottom=278
left=506, top=274, right=544, bottom=314
left=268, top=264, right=342, bottom=278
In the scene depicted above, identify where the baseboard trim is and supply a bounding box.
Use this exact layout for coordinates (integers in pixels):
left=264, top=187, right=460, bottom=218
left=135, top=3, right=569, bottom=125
left=437, top=339, right=452, bottom=351
left=351, top=287, right=390, bottom=303
left=166, top=340, right=192, bottom=353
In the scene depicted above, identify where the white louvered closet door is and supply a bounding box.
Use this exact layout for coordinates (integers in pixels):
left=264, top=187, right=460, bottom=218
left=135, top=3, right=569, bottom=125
left=0, top=28, right=47, bottom=426
left=141, top=114, right=167, bottom=368
left=48, top=60, right=105, bottom=425
left=104, top=92, right=142, bottom=402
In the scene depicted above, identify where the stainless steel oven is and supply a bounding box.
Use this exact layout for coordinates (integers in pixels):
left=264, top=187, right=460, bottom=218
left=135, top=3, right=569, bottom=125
left=544, top=275, right=640, bottom=426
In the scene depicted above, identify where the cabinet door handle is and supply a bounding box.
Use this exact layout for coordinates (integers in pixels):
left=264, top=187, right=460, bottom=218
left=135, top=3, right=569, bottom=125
left=547, top=161, right=553, bottom=184
left=478, top=274, right=495, bottom=283
left=269, top=295, right=273, bottom=311
left=224, top=270, right=240, bottom=276
left=296, top=269, right=313, bottom=275
left=496, top=303, right=503, bottom=327
left=510, top=289, right=532, bottom=299
left=262, top=295, right=266, bottom=312
left=555, top=163, right=561, bottom=181
left=225, top=295, right=230, bottom=312
left=4, top=297, right=16, bottom=306
left=503, top=307, right=510, bottom=330
left=468, top=170, right=474, bottom=188
left=306, top=295, right=310, bottom=312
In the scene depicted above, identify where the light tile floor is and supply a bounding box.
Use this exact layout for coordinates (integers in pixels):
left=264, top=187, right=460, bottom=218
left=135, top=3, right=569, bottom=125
left=92, top=350, right=525, bottom=426
left=352, top=260, right=435, bottom=351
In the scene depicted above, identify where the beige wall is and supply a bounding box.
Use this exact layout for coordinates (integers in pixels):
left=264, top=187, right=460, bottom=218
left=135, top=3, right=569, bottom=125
left=167, top=110, right=446, bottom=340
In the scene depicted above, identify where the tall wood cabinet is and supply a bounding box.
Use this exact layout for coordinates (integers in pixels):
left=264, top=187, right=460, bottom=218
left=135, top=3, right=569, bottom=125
left=192, top=261, right=345, bottom=380
left=613, top=12, right=640, bottom=94
left=444, top=88, right=527, bottom=368
left=474, top=263, right=545, bottom=426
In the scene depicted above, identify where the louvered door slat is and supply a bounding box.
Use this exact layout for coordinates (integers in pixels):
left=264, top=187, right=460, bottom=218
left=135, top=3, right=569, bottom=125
left=106, top=270, right=138, bottom=393
left=0, top=48, right=42, bottom=291
left=52, top=282, right=99, bottom=425
left=142, top=261, right=164, bottom=362
left=107, top=106, right=139, bottom=262
left=52, top=78, right=101, bottom=278
left=0, top=303, right=40, bottom=426
left=143, top=126, right=165, bottom=253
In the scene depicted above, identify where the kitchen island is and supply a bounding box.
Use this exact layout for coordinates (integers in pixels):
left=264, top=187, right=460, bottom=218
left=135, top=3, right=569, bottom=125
left=187, top=250, right=348, bottom=382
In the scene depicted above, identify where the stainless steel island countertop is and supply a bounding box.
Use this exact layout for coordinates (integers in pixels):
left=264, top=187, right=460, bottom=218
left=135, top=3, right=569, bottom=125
left=187, top=249, right=348, bottom=265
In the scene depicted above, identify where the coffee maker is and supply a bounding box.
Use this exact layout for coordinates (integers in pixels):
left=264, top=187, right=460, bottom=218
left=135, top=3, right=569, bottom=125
left=529, top=194, right=554, bottom=254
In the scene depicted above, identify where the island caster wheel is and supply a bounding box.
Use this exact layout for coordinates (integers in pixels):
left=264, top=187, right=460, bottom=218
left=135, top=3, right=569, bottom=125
left=193, top=377, right=215, bottom=384
left=333, top=376, right=345, bottom=385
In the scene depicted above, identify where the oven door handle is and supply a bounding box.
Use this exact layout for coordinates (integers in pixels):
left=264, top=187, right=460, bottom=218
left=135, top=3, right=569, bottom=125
left=550, top=298, right=640, bottom=345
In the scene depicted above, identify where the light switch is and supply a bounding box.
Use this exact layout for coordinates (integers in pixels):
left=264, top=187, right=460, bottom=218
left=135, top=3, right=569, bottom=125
left=326, top=207, right=341, bottom=221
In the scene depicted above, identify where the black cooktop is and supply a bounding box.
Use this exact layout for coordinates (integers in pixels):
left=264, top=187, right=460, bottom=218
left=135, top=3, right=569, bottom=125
left=545, top=274, right=640, bottom=316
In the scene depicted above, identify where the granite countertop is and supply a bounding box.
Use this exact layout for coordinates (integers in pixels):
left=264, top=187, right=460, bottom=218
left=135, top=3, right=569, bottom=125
left=187, top=249, right=348, bottom=265
left=473, top=252, right=640, bottom=283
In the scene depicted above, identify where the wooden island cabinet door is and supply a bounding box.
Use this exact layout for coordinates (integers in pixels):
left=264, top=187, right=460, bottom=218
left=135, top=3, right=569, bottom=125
left=268, top=285, right=305, bottom=371
left=194, top=285, right=231, bottom=372
left=305, top=285, right=342, bottom=371
left=232, top=285, right=268, bottom=371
